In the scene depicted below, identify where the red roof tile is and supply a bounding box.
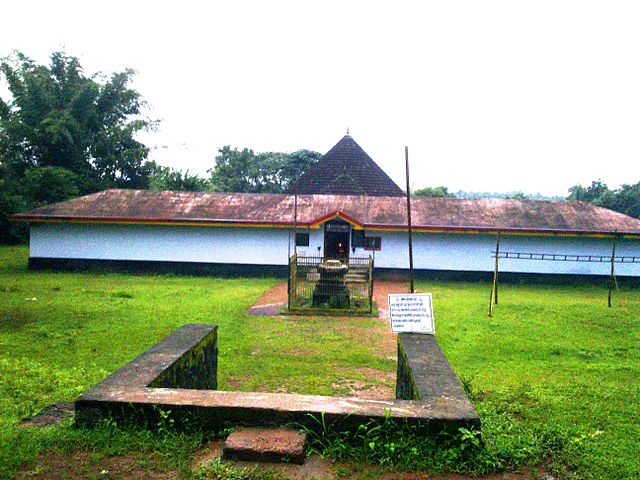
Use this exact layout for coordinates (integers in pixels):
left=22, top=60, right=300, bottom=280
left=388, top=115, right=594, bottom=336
left=13, top=189, right=640, bottom=236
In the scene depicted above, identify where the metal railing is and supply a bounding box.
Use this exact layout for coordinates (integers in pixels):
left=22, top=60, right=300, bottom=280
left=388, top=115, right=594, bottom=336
left=288, top=255, right=374, bottom=314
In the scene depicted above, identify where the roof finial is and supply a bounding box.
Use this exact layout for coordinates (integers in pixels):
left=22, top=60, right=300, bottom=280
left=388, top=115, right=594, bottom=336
left=346, top=127, right=350, bottom=135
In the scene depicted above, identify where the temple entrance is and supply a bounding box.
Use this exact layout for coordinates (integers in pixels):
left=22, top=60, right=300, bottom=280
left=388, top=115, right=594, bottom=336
left=324, top=221, right=350, bottom=259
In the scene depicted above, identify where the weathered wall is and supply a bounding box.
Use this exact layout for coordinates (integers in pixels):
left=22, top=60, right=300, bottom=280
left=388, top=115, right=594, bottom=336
left=29, top=222, right=640, bottom=276
left=369, top=230, right=639, bottom=276
left=31, top=223, right=291, bottom=266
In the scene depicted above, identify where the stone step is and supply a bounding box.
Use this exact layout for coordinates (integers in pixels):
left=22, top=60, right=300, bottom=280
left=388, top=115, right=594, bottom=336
left=222, top=427, right=307, bottom=464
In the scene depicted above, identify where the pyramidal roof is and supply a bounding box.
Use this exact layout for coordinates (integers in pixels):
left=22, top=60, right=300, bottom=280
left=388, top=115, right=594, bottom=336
left=288, top=135, right=405, bottom=197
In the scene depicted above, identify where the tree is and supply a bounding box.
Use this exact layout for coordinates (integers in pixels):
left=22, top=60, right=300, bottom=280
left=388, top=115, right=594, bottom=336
left=0, top=51, right=154, bottom=189
left=0, top=50, right=156, bottom=242
left=567, top=180, right=613, bottom=205
left=508, top=192, right=529, bottom=200
left=0, top=161, right=27, bottom=242
left=412, top=186, right=455, bottom=198
left=209, top=147, right=321, bottom=193
left=568, top=180, right=640, bottom=219
left=609, top=183, right=640, bottom=219
left=23, top=166, right=81, bottom=205
left=148, top=163, right=209, bottom=191
left=282, top=149, right=323, bottom=189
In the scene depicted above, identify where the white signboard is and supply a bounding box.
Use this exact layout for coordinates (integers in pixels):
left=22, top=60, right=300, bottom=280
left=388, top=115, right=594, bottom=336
left=388, top=293, right=435, bottom=334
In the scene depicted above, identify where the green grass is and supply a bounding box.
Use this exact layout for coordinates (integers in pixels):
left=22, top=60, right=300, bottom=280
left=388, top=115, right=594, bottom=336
left=0, top=246, right=394, bottom=478
left=1, top=245, right=639, bottom=478
left=424, top=279, right=640, bottom=478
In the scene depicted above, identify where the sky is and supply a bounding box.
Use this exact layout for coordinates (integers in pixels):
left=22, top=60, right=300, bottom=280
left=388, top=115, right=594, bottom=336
left=1, top=0, right=640, bottom=196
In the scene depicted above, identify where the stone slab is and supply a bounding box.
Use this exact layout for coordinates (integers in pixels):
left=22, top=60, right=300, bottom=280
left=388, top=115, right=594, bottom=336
left=222, top=428, right=307, bottom=464
left=397, top=333, right=470, bottom=400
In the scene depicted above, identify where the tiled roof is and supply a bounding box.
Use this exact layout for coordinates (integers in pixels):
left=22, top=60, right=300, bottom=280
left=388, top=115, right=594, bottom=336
left=288, top=135, right=405, bottom=197
left=13, top=189, right=640, bottom=236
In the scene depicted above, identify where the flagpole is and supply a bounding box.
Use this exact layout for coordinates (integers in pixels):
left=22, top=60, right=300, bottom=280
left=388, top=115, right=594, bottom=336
left=405, top=146, right=415, bottom=293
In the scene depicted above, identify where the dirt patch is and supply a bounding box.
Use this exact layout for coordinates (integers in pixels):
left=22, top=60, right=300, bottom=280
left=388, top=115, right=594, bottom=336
left=18, top=444, right=541, bottom=480
left=352, top=366, right=396, bottom=380
left=247, top=303, right=285, bottom=316
left=249, top=280, right=409, bottom=372
left=20, top=402, right=75, bottom=428
left=16, top=452, right=177, bottom=480
left=331, top=379, right=394, bottom=399
left=332, top=367, right=396, bottom=399
left=372, top=279, right=410, bottom=318
left=252, top=281, right=289, bottom=307
left=194, top=442, right=539, bottom=480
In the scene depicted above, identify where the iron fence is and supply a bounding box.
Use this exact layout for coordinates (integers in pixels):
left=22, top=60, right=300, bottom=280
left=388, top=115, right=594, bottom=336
left=288, top=255, right=374, bottom=314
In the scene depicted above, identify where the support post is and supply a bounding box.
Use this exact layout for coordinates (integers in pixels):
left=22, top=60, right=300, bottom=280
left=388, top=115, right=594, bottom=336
left=489, top=233, right=500, bottom=317
left=369, top=254, right=374, bottom=315
left=293, top=189, right=298, bottom=255
left=608, top=234, right=617, bottom=308
left=405, top=146, right=415, bottom=293
left=493, top=233, right=500, bottom=305
left=488, top=289, right=494, bottom=317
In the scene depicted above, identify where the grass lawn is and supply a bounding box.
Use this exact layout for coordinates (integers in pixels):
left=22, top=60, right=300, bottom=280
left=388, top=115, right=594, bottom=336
left=1, top=245, right=639, bottom=479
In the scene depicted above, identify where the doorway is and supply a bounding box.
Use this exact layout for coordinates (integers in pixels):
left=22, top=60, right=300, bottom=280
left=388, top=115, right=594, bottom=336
left=324, top=221, right=350, bottom=259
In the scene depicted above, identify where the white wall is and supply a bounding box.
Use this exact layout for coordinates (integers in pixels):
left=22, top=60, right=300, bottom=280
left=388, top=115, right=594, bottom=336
left=369, top=230, right=640, bottom=276
left=30, top=223, right=292, bottom=266
left=292, top=227, right=324, bottom=257
left=30, top=222, right=640, bottom=276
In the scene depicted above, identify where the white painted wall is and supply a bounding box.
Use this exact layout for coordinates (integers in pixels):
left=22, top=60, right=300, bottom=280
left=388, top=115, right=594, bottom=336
left=292, top=227, right=324, bottom=257
left=368, top=230, right=640, bottom=276
left=30, top=223, right=292, bottom=265
left=30, top=222, right=640, bottom=276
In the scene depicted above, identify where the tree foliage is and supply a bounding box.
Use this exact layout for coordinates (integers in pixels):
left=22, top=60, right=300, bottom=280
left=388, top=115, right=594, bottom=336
left=412, top=186, right=455, bottom=198
left=568, top=180, right=640, bottom=219
left=0, top=50, right=155, bottom=242
left=209, top=147, right=321, bottom=193
left=508, top=192, right=529, bottom=200
left=148, top=163, right=209, bottom=191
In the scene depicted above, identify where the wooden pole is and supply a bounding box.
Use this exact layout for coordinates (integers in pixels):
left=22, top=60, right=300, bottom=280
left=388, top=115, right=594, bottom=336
left=293, top=189, right=298, bottom=255
left=488, top=288, right=494, bottom=317
left=405, top=146, right=415, bottom=293
left=369, top=254, right=374, bottom=315
left=489, top=233, right=500, bottom=317
left=287, top=195, right=292, bottom=260
left=608, top=234, right=617, bottom=308
left=493, top=233, right=500, bottom=305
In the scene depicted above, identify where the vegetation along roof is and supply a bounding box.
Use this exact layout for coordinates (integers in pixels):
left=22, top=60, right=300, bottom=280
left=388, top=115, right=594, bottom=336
left=287, top=134, right=405, bottom=197
left=14, top=189, right=640, bottom=236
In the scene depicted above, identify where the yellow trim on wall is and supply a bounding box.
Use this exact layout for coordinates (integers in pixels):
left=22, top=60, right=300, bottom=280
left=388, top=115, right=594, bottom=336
left=25, top=218, right=639, bottom=238
left=28, top=218, right=299, bottom=229
left=366, top=226, right=640, bottom=239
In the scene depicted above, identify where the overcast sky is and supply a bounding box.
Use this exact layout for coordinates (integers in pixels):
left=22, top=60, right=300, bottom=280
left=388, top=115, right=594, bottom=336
left=2, top=1, right=640, bottom=196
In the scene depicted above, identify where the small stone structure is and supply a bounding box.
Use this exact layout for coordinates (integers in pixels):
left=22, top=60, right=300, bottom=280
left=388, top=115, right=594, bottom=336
left=289, top=255, right=374, bottom=314
left=75, top=324, right=479, bottom=434
left=312, top=260, right=350, bottom=308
